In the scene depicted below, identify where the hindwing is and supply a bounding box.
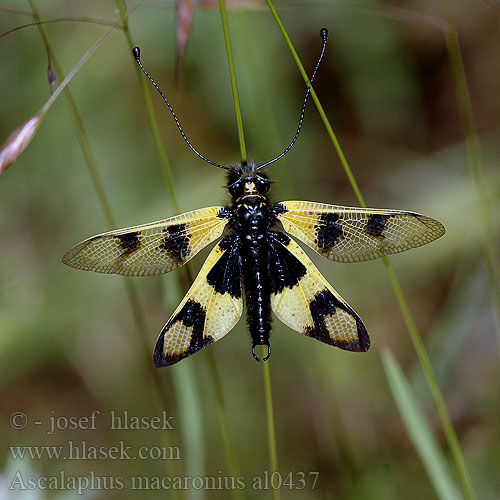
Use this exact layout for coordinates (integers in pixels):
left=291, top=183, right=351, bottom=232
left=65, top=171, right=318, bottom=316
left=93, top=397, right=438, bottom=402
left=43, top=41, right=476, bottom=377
left=268, top=232, right=369, bottom=352
left=154, top=235, right=243, bottom=366
left=275, top=201, right=445, bottom=263
left=63, top=207, right=230, bottom=276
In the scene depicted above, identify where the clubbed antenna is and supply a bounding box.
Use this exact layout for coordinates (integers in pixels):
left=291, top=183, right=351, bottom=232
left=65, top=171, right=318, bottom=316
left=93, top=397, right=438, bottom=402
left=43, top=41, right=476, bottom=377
left=257, top=28, right=328, bottom=170
left=132, top=47, right=237, bottom=173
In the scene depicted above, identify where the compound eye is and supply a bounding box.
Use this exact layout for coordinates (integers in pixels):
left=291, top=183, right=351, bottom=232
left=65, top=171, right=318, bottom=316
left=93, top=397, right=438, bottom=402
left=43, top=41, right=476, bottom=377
left=229, top=179, right=243, bottom=197
left=256, top=176, right=270, bottom=193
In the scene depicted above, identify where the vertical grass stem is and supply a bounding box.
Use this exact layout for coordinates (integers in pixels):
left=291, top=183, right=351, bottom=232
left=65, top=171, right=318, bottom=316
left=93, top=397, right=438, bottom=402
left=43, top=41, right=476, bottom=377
left=265, top=3, right=477, bottom=499
left=114, top=0, right=181, bottom=213
left=207, top=350, right=246, bottom=500
left=263, top=362, right=280, bottom=500
left=218, top=0, right=247, bottom=160
left=441, top=2, right=500, bottom=358
left=218, top=2, right=279, bottom=496
left=27, top=0, right=177, bottom=479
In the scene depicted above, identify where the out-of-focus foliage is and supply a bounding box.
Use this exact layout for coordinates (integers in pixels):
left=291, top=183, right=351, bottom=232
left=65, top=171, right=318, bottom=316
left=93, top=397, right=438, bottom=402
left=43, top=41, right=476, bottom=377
left=0, top=1, right=499, bottom=499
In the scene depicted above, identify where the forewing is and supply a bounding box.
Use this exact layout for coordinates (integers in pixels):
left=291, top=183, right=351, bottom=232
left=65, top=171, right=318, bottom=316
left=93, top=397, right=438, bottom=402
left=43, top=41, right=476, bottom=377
left=63, top=207, right=230, bottom=276
left=154, top=235, right=243, bottom=366
left=269, top=232, right=369, bottom=352
left=276, top=201, right=444, bottom=263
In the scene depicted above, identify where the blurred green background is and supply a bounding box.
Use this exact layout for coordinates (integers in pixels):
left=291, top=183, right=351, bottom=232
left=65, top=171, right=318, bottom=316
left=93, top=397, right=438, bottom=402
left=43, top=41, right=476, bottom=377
left=1, top=1, right=499, bottom=499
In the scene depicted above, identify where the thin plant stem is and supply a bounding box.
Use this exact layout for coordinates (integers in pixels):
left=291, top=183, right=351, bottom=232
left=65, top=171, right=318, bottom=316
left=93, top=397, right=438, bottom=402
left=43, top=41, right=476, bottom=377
left=117, top=0, right=249, bottom=490
left=441, top=1, right=500, bottom=360
left=214, top=3, right=256, bottom=497
left=265, top=0, right=365, bottom=207
left=1, top=18, right=117, bottom=40
left=218, top=0, right=247, bottom=161
left=0, top=6, right=34, bottom=16
left=114, top=2, right=208, bottom=490
left=382, top=260, right=476, bottom=500
left=114, top=0, right=180, bottom=213
left=219, top=0, right=280, bottom=500
left=218, top=3, right=280, bottom=497
left=265, top=3, right=477, bottom=499
left=26, top=0, right=170, bottom=411
left=28, top=0, right=115, bottom=225
left=263, top=363, right=279, bottom=488
left=207, top=350, right=246, bottom=500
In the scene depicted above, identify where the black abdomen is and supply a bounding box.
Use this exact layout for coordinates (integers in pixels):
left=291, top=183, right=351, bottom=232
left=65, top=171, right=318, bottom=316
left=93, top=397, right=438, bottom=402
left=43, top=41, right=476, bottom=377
left=235, top=197, right=274, bottom=361
left=241, top=244, right=272, bottom=360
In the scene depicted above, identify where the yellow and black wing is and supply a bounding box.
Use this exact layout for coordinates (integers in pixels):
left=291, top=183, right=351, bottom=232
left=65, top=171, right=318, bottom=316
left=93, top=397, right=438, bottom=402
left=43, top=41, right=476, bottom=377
left=63, top=207, right=230, bottom=276
left=268, top=232, right=369, bottom=352
left=276, top=201, right=444, bottom=263
left=154, top=235, right=243, bottom=366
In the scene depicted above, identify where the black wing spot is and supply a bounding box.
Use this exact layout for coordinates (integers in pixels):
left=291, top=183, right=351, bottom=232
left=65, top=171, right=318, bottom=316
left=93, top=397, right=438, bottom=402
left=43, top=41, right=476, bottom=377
left=154, top=299, right=214, bottom=367
left=316, top=213, right=344, bottom=252
left=305, top=290, right=370, bottom=352
left=159, top=223, right=190, bottom=263
left=206, top=236, right=242, bottom=298
left=118, top=232, right=140, bottom=255
left=365, top=214, right=389, bottom=237
left=268, top=232, right=307, bottom=294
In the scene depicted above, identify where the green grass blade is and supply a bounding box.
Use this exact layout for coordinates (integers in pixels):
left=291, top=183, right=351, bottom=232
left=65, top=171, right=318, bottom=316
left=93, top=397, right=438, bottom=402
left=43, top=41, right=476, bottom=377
left=26, top=0, right=168, bottom=402
left=382, top=349, right=462, bottom=500
left=218, top=0, right=247, bottom=160
left=441, top=0, right=500, bottom=357
left=207, top=349, right=246, bottom=500
left=265, top=4, right=477, bottom=500
left=116, top=1, right=249, bottom=495
left=114, top=3, right=207, bottom=495
left=263, top=361, right=279, bottom=499
left=265, top=0, right=365, bottom=207
left=382, top=261, right=477, bottom=500
left=172, top=362, right=207, bottom=500
left=114, top=0, right=180, bottom=213
left=26, top=0, right=117, bottom=225
left=24, top=3, right=184, bottom=487
left=218, top=4, right=278, bottom=498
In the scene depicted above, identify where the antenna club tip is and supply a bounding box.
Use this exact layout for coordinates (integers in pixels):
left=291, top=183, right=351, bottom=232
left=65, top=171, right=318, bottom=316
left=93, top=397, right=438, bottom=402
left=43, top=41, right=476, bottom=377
left=320, top=28, right=328, bottom=41
left=132, top=46, right=140, bottom=60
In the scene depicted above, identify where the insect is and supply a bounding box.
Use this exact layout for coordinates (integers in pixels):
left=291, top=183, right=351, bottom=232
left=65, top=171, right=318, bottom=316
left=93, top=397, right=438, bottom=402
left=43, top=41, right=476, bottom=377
left=63, top=29, right=444, bottom=367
